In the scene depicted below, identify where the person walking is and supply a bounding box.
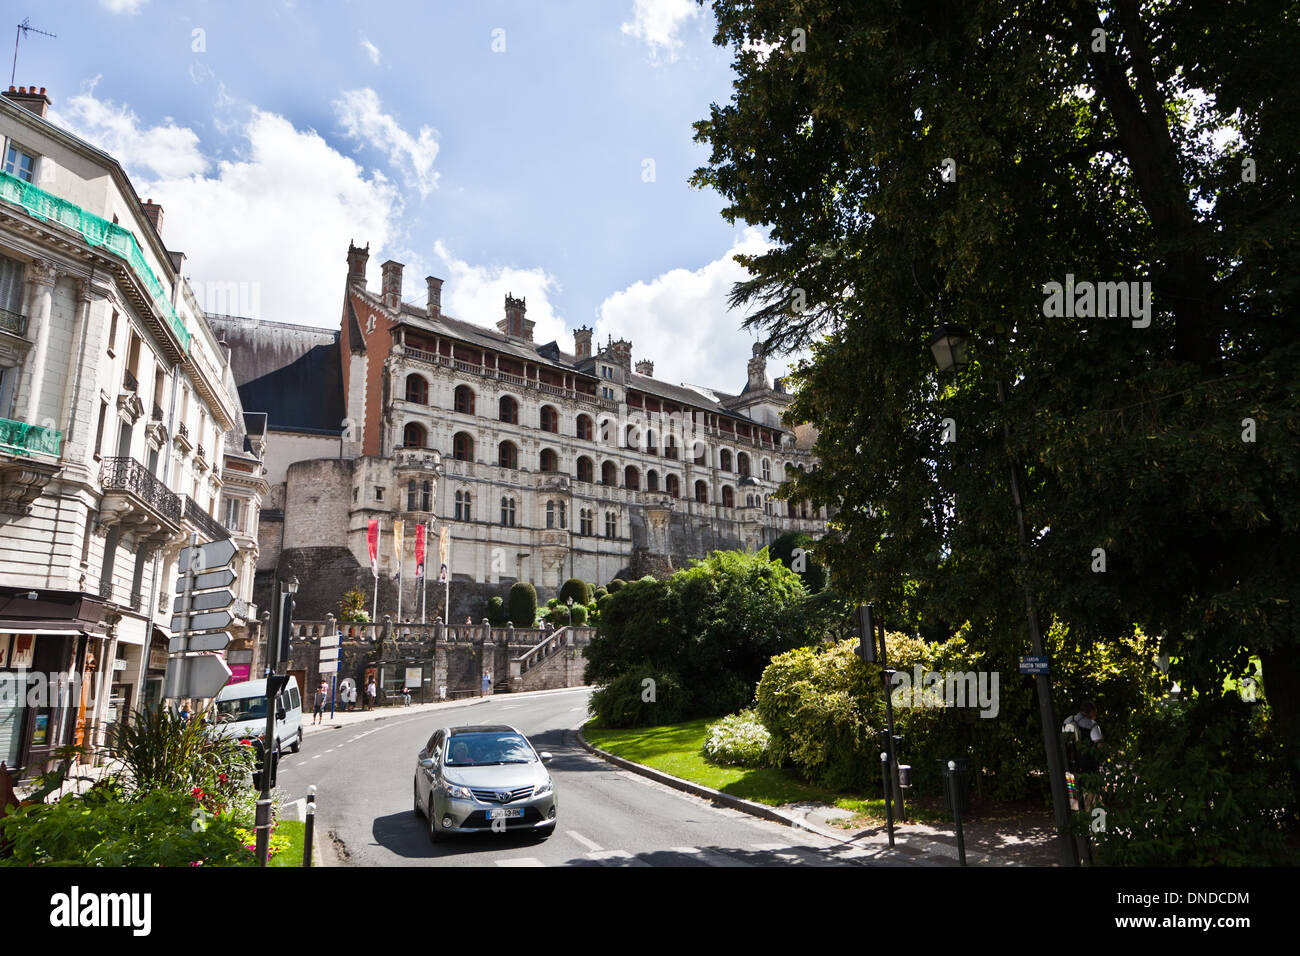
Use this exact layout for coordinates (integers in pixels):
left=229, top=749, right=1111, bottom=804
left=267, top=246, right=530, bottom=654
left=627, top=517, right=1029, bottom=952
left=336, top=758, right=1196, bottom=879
left=481, top=670, right=491, bottom=697
left=1063, top=699, right=1105, bottom=813
left=366, top=678, right=377, bottom=711
left=313, top=680, right=329, bottom=725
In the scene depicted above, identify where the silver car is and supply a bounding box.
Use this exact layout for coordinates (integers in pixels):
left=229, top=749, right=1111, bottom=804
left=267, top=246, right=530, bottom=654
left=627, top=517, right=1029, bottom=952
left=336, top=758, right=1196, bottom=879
left=414, top=724, right=557, bottom=842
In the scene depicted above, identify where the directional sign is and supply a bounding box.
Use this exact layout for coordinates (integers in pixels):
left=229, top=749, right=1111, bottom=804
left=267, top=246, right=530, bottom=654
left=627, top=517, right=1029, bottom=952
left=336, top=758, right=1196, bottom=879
left=169, top=653, right=232, bottom=699
left=1019, top=656, right=1050, bottom=675
left=320, top=633, right=340, bottom=649
left=170, top=609, right=234, bottom=633
left=174, top=588, right=236, bottom=614
left=319, top=647, right=339, bottom=661
left=318, top=661, right=339, bottom=674
left=178, top=538, right=238, bottom=574
left=170, top=633, right=231, bottom=654
left=175, top=567, right=237, bottom=594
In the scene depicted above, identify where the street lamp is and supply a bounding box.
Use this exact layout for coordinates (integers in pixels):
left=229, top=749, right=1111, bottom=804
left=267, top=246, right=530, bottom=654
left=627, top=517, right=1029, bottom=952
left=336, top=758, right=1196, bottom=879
left=930, top=325, right=1077, bottom=866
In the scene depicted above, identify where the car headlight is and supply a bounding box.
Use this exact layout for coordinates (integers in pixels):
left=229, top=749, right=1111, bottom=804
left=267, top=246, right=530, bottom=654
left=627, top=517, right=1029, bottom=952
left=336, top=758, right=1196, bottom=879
left=444, top=781, right=474, bottom=800
left=533, top=778, right=553, bottom=797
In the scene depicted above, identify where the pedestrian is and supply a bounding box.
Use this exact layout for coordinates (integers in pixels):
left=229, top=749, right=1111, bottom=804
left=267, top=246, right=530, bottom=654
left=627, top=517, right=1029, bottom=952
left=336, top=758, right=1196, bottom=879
left=1063, top=699, right=1105, bottom=811
left=465, top=615, right=472, bottom=625
left=313, top=680, right=329, bottom=725
left=481, top=670, right=491, bottom=697
left=366, top=678, right=377, bottom=710
left=402, top=686, right=411, bottom=707
left=178, top=700, right=193, bottom=725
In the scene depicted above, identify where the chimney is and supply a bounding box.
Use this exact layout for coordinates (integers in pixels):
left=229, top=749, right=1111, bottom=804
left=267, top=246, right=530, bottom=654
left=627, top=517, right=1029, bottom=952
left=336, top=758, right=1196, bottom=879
left=2, top=85, right=51, bottom=119
left=426, top=276, right=443, bottom=319
left=346, top=241, right=369, bottom=290
left=610, top=337, right=632, bottom=373
left=747, top=341, right=772, bottom=391
left=380, top=259, right=404, bottom=309
left=497, top=293, right=534, bottom=341
left=141, top=199, right=164, bottom=236
left=573, top=325, right=593, bottom=360
left=635, top=359, right=654, bottom=377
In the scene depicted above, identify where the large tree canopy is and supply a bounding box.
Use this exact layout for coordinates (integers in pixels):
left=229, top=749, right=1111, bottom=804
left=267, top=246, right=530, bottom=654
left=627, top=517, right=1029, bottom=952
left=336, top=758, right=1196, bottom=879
left=692, top=0, right=1300, bottom=794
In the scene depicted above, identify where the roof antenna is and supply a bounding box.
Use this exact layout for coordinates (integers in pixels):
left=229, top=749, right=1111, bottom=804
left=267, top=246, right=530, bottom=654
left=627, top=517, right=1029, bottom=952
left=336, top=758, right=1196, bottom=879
left=11, top=18, right=56, bottom=87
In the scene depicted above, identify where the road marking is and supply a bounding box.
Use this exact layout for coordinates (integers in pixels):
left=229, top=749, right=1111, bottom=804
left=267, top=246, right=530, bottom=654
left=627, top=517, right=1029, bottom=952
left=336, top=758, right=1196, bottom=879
left=311, top=755, right=321, bottom=760
left=496, top=857, right=545, bottom=867
left=586, top=850, right=650, bottom=867
left=566, top=830, right=603, bottom=852
left=670, top=845, right=755, bottom=867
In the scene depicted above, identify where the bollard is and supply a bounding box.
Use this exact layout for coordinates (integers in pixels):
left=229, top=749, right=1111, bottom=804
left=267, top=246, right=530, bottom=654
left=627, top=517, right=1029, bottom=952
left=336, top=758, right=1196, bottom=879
left=880, top=751, right=895, bottom=848
left=254, top=795, right=273, bottom=867
left=303, top=785, right=316, bottom=868
left=948, top=760, right=967, bottom=866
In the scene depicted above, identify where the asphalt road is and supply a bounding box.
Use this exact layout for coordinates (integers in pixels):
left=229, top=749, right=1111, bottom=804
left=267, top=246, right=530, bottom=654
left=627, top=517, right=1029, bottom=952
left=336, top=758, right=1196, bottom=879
left=277, top=687, right=904, bottom=867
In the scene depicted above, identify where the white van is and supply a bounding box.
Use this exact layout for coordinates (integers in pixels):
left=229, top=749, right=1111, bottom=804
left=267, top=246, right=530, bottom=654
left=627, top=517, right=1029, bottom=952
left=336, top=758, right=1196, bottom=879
left=211, top=677, right=303, bottom=756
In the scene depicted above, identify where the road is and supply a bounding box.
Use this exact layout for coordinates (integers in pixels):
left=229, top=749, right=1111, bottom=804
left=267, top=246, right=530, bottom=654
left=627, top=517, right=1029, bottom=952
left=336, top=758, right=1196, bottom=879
left=276, top=687, right=908, bottom=867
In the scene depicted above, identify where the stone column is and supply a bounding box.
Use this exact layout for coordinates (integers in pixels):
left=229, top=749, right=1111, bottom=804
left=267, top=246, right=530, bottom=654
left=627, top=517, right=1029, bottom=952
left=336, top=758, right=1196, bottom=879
left=20, top=259, right=59, bottom=426
left=56, top=278, right=94, bottom=463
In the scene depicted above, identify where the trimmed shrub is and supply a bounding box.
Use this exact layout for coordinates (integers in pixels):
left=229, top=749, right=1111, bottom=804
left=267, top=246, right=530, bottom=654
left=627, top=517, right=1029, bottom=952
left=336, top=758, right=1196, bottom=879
left=589, top=669, right=686, bottom=727
left=570, top=604, right=589, bottom=626
left=546, top=606, right=572, bottom=628
left=593, top=586, right=608, bottom=601
left=702, top=710, right=772, bottom=767
left=607, top=578, right=627, bottom=593
left=487, top=596, right=508, bottom=627
left=559, top=578, right=591, bottom=606
left=508, top=582, right=538, bottom=627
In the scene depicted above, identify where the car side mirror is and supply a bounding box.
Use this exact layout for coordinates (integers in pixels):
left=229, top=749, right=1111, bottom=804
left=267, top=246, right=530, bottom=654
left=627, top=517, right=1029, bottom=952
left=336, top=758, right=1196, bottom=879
left=419, top=758, right=435, bottom=770
left=277, top=709, right=286, bottom=721
left=540, top=752, right=553, bottom=763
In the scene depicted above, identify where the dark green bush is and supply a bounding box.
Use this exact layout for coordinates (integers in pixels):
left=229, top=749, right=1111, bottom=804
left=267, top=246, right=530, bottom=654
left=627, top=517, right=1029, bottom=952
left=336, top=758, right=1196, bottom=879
left=589, top=669, right=688, bottom=727
left=769, top=531, right=829, bottom=593
left=593, top=586, right=608, bottom=601
left=570, top=604, right=589, bottom=626
left=607, top=578, right=627, bottom=593
left=559, top=578, right=590, bottom=606
left=102, top=706, right=255, bottom=806
left=487, top=595, right=508, bottom=626
left=546, top=606, right=571, bottom=628
left=508, top=582, right=538, bottom=626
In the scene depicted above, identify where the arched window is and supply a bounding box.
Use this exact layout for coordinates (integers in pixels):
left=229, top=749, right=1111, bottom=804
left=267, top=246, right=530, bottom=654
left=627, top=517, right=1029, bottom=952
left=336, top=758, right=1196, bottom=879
left=455, top=490, right=472, bottom=521
left=605, top=512, right=617, bottom=539
left=601, top=461, right=617, bottom=486
left=453, top=432, right=474, bottom=461
left=421, top=480, right=432, bottom=512
left=762, top=459, right=771, bottom=481
left=540, top=405, right=559, bottom=432
left=625, top=425, right=639, bottom=450
left=499, top=395, right=519, bottom=424
left=695, top=480, right=708, bottom=504
left=746, top=494, right=754, bottom=508
left=540, top=448, right=558, bottom=473
left=666, top=474, right=680, bottom=498
left=546, top=500, right=556, bottom=529
left=454, top=385, right=475, bottom=415
left=405, top=375, right=428, bottom=404
left=576, top=415, right=593, bottom=441
left=402, top=422, right=426, bottom=449
left=646, top=430, right=657, bottom=454
left=693, top=441, right=707, bottom=466
left=407, top=479, right=418, bottom=511
left=598, top=416, right=615, bottom=443
left=624, top=466, right=640, bottom=490
left=576, top=456, right=594, bottom=483
left=720, top=449, right=732, bottom=472
left=647, top=470, right=659, bottom=492
left=737, top=453, right=751, bottom=477
left=500, top=497, right=516, bottom=526
left=665, top=435, right=678, bottom=460
left=498, top=441, right=518, bottom=469
left=722, top=486, right=735, bottom=508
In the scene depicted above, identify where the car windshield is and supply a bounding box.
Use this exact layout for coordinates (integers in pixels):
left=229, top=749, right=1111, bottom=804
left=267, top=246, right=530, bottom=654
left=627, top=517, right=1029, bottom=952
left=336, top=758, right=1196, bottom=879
left=444, top=732, right=535, bottom=766
left=214, top=696, right=266, bottom=723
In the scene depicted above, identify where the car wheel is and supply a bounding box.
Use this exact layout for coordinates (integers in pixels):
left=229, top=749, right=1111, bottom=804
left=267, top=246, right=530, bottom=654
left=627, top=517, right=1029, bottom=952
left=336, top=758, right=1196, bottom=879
left=428, top=800, right=448, bottom=843
left=290, top=733, right=301, bottom=754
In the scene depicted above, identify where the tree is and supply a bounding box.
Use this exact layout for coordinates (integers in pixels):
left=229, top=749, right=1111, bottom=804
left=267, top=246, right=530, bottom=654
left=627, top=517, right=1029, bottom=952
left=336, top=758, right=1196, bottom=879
left=338, top=588, right=369, bottom=623
left=508, top=582, right=538, bottom=627
left=769, top=531, right=829, bottom=593
left=559, top=578, right=591, bottom=606
left=692, top=1, right=1300, bottom=805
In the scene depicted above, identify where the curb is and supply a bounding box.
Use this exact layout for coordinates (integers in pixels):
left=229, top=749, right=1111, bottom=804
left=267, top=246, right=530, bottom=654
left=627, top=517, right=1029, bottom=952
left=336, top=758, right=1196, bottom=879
left=308, top=685, right=594, bottom=734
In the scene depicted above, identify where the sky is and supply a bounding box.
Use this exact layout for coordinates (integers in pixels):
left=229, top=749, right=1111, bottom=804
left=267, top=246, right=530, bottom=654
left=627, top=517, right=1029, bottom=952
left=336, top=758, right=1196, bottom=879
left=12, top=0, right=794, bottom=394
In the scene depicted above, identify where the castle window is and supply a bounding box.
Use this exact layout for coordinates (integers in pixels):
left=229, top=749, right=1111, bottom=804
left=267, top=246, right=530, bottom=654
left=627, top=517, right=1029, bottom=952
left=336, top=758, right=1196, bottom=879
left=498, top=441, right=518, bottom=469
left=405, top=375, right=428, bottom=404
left=559, top=501, right=566, bottom=529
left=454, top=385, right=475, bottom=415
left=421, top=480, right=432, bottom=512
left=540, top=405, right=559, bottom=433
left=694, top=480, right=708, bottom=504
left=664, top=435, right=678, bottom=460
left=455, top=490, right=472, bottom=521
left=601, top=461, right=617, bottom=486
left=540, top=448, right=558, bottom=473
left=576, top=456, right=594, bottom=483
left=647, top=470, right=659, bottom=492
left=788, top=500, right=797, bottom=518
left=576, top=415, right=593, bottom=441
left=666, top=474, right=680, bottom=498
left=407, top=479, right=418, bottom=511
left=453, top=432, right=474, bottom=461
left=500, top=497, right=516, bottom=527
left=720, top=449, right=732, bottom=473
left=737, top=453, right=751, bottom=478
left=499, top=395, right=519, bottom=424
left=762, top=458, right=771, bottom=481
left=722, top=486, right=735, bottom=508
left=580, top=508, right=593, bottom=536
left=624, top=466, right=640, bottom=490
left=646, top=430, right=656, bottom=454
left=402, top=422, right=426, bottom=449
left=546, top=500, right=556, bottom=529
left=605, top=512, right=616, bottom=539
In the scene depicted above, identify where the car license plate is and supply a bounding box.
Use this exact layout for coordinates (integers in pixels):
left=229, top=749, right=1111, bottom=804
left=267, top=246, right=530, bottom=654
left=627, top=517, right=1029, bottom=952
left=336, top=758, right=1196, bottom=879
left=487, top=808, right=523, bottom=820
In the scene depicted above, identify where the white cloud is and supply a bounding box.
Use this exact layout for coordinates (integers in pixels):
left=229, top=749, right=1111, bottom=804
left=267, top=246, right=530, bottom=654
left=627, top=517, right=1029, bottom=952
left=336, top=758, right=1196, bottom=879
left=621, top=0, right=700, bottom=62
left=333, top=88, right=440, bottom=198
left=432, top=241, right=567, bottom=346
left=99, top=0, right=148, bottom=13
left=360, top=36, right=381, bottom=65
left=52, top=88, right=402, bottom=328
left=596, top=228, right=798, bottom=392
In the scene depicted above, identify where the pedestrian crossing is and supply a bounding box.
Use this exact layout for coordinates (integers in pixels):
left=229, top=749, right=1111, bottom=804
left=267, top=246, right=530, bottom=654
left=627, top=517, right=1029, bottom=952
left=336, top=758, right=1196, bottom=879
left=491, top=836, right=876, bottom=867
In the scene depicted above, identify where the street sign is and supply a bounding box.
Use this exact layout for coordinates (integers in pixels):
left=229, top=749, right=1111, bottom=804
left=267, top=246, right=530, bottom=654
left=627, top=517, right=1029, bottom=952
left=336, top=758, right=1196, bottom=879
left=175, top=567, right=237, bottom=593
left=169, top=633, right=231, bottom=653
left=170, top=609, right=234, bottom=633
left=169, top=653, right=232, bottom=699
left=1019, top=656, right=1050, bottom=675
left=178, top=538, right=238, bottom=573
left=320, top=633, right=339, bottom=648
left=318, top=661, right=339, bottom=674
left=174, top=588, right=236, bottom=614
left=319, top=647, right=339, bottom=661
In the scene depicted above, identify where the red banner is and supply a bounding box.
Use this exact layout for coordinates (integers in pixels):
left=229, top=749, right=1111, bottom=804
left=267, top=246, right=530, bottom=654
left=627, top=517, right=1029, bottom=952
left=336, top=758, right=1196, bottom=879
left=415, top=524, right=426, bottom=578
left=367, top=520, right=378, bottom=577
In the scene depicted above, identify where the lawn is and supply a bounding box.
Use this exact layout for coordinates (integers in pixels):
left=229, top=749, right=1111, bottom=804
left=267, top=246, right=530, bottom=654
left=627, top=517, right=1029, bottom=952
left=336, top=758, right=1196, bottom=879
left=268, top=819, right=308, bottom=867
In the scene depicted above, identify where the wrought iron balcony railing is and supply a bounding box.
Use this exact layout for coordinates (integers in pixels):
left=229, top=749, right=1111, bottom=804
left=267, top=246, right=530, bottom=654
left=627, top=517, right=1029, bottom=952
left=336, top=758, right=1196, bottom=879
left=196, top=443, right=207, bottom=462
left=184, top=495, right=231, bottom=541
left=0, top=307, right=27, bottom=336
left=99, top=456, right=182, bottom=523
left=0, top=417, right=62, bottom=457
left=177, top=422, right=189, bottom=440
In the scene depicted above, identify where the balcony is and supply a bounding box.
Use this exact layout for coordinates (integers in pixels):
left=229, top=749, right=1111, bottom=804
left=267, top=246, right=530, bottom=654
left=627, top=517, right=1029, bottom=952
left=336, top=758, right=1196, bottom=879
left=173, top=420, right=192, bottom=454
left=402, top=347, right=616, bottom=410
left=151, top=403, right=164, bottom=422
left=183, top=495, right=231, bottom=542
left=97, top=456, right=183, bottom=546
left=0, top=417, right=62, bottom=458
left=123, top=369, right=138, bottom=393
left=0, top=307, right=27, bottom=337
left=0, top=417, right=63, bottom=518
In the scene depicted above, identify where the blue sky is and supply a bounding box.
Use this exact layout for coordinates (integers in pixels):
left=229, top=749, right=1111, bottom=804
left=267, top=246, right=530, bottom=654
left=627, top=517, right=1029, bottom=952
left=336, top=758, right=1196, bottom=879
left=17, top=0, right=791, bottom=392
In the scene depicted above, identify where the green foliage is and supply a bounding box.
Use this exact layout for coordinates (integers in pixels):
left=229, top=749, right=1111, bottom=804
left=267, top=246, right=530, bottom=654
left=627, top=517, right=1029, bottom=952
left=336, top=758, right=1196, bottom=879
left=487, top=595, right=508, bottom=627
left=770, top=531, right=829, bottom=593
left=702, top=710, right=772, bottom=768
left=1087, top=697, right=1294, bottom=865
left=606, top=578, right=627, bottom=593
left=593, top=586, right=608, bottom=601
left=0, top=789, right=254, bottom=867
left=338, top=587, right=370, bottom=623
left=545, top=606, right=571, bottom=628
left=589, top=669, right=687, bottom=728
left=585, top=550, right=816, bottom=727
left=570, top=604, right=589, bottom=627
left=508, top=581, right=538, bottom=627
left=559, top=578, right=591, bottom=606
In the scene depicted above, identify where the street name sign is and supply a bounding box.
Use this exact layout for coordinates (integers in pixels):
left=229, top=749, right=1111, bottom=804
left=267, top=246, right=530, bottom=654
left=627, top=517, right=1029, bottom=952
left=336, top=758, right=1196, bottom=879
left=170, top=609, right=234, bottom=633
left=175, top=567, right=237, bottom=593
left=178, top=538, right=237, bottom=574
left=318, top=661, right=339, bottom=674
left=1019, top=656, right=1050, bottom=675
left=173, top=588, right=236, bottom=614
left=167, top=653, right=232, bottom=699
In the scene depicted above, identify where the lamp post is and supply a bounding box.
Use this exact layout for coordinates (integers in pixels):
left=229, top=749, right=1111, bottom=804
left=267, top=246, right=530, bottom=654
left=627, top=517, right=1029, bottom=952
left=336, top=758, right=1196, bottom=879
left=929, top=323, right=1077, bottom=866
left=566, top=596, right=574, bottom=627
left=256, top=573, right=298, bottom=866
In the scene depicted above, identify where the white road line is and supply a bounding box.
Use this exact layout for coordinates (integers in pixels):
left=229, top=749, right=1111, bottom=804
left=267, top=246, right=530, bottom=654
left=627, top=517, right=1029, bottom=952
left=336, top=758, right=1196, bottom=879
left=566, top=830, right=603, bottom=852
left=586, top=850, right=650, bottom=867
left=311, top=755, right=320, bottom=759
left=496, top=857, right=545, bottom=867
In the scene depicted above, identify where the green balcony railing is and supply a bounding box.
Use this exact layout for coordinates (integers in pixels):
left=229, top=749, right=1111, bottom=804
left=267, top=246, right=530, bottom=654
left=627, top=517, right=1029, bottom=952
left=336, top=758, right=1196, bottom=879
left=0, top=417, right=63, bottom=457
left=0, top=307, right=26, bottom=336
left=0, top=171, right=191, bottom=353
